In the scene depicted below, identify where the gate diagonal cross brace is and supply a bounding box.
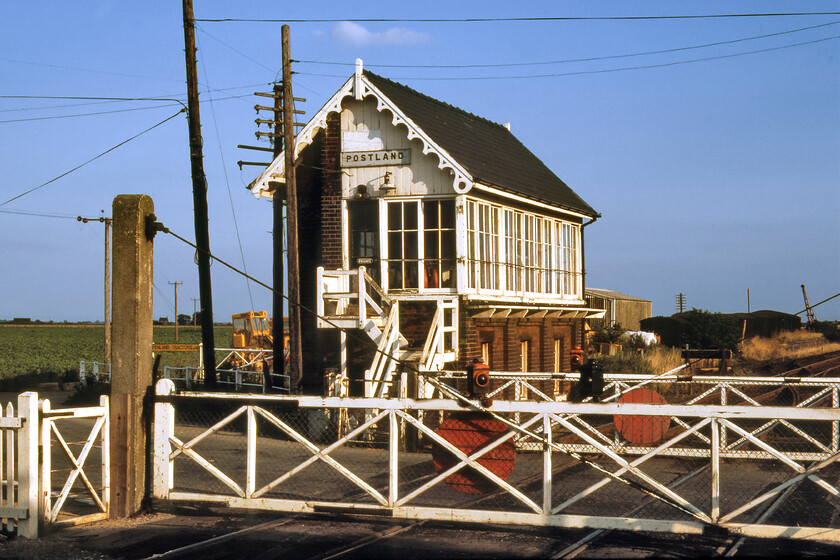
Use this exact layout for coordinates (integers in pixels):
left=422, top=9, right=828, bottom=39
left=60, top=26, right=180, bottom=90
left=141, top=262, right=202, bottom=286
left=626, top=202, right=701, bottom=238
left=396, top=410, right=542, bottom=512
left=551, top=416, right=713, bottom=515
left=47, top=416, right=107, bottom=521
left=421, top=374, right=710, bottom=523
left=251, top=406, right=388, bottom=504
left=717, top=418, right=840, bottom=524
left=551, top=413, right=710, bottom=523
left=250, top=408, right=388, bottom=499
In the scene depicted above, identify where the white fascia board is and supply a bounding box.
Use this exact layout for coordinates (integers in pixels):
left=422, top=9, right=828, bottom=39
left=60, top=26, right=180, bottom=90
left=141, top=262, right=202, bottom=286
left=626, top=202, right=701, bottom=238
left=361, top=78, right=474, bottom=194
left=249, top=76, right=358, bottom=198
left=472, top=182, right=593, bottom=221
left=251, top=73, right=477, bottom=199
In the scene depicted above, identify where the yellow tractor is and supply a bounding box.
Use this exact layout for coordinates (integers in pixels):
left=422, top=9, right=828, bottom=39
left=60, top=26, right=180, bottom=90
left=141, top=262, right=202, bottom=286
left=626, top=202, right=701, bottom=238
left=222, top=311, right=274, bottom=372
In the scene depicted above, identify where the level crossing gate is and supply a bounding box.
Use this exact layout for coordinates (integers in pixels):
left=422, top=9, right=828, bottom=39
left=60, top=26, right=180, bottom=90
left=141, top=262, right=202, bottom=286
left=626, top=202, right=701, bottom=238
left=151, top=377, right=840, bottom=544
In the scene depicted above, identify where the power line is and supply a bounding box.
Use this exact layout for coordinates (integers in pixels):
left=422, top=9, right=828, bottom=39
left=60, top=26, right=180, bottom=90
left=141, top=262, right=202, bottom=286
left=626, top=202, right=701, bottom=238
left=0, top=109, right=185, bottom=207
left=195, top=24, right=278, bottom=73
left=0, top=94, right=251, bottom=124
left=0, top=208, right=78, bottom=219
left=297, top=35, right=840, bottom=81
left=196, top=30, right=256, bottom=312
left=297, top=20, right=840, bottom=69
left=195, top=12, right=840, bottom=23
left=0, top=103, right=186, bottom=124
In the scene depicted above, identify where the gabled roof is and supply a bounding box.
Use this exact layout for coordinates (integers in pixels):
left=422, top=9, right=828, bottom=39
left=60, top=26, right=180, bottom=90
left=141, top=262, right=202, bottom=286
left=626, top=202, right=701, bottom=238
left=363, top=72, right=597, bottom=217
left=585, top=288, right=651, bottom=303
left=250, top=64, right=597, bottom=218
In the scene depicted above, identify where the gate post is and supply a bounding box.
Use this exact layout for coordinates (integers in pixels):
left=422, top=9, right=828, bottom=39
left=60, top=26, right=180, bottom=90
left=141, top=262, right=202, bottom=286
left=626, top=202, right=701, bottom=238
left=16, top=392, right=39, bottom=539
left=110, top=194, right=155, bottom=517
left=153, top=379, right=175, bottom=499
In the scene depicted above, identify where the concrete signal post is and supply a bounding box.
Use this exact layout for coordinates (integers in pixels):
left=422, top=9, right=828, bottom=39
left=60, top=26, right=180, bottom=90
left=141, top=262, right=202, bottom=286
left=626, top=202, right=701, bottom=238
left=111, top=194, right=155, bottom=517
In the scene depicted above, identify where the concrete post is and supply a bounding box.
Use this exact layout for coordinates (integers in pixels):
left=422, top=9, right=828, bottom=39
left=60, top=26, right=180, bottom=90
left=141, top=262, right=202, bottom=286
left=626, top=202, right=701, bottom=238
left=110, top=194, right=154, bottom=517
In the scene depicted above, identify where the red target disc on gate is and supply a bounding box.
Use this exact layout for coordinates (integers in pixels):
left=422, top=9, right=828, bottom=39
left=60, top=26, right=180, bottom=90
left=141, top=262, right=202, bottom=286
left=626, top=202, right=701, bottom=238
left=432, top=412, right=516, bottom=495
left=614, top=388, right=671, bottom=445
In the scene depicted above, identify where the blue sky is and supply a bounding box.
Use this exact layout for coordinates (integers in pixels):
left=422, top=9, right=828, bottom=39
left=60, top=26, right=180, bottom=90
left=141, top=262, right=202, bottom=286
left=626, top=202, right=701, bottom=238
left=1, top=1, right=838, bottom=323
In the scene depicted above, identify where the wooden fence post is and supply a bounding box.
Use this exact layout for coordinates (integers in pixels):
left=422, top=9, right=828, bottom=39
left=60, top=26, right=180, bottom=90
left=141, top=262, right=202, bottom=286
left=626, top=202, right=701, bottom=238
left=111, top=194, right=155, bottom=517
left=17, top=392, right=39, bottom=539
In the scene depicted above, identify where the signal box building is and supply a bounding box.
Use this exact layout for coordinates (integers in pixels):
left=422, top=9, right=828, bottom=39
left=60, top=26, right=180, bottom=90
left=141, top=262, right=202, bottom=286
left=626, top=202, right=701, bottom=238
left=250, top=61, right=604, bottom=397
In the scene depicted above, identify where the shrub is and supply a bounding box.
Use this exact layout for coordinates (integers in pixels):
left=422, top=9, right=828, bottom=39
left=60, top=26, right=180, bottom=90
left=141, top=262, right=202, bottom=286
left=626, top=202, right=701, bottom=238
left=680, top=309, right=740, bottom=350
left=589, top=323, right=626, bottom=344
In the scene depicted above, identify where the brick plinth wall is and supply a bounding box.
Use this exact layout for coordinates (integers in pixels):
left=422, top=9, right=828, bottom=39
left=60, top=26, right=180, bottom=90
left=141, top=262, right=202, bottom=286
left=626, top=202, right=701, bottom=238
left=321, top=111, right=342, bottom=269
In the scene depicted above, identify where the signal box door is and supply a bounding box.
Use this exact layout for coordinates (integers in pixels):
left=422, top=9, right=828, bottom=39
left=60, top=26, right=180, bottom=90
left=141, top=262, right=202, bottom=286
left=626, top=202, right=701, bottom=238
left=348, top=199, right=379, bottom=283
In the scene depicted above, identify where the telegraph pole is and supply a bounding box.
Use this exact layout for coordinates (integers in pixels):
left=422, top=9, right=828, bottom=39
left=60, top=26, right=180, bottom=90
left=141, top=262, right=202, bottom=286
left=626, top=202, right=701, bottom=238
left=676, top=293, right=684, bottom=313
left=104, top=214, right=112, bottom=364
left=182, top=0, right=216, bottom=386
left=282, top=25, right=303, bottom=391
left=192, top=297, right=198, bottom=327
left=272, top=80, right=286, bottom=389
left=169, top=281, right=182, bottom=341
left=77, top=213, right=112, bottom=364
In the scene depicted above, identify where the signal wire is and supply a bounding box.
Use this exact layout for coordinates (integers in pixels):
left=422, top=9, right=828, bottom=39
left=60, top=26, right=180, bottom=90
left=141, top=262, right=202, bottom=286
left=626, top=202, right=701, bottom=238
left=0, top=109, right=185, bottom=207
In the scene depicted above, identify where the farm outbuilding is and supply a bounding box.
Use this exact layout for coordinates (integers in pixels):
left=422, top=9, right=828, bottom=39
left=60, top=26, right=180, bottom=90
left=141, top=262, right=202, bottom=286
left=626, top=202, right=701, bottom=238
left=585, top=288, right=652, bottom=331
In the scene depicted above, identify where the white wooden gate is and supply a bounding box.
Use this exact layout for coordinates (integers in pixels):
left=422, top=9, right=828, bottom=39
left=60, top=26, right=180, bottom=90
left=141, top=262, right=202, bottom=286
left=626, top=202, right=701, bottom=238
left=41, top=395, right=110, bottom=526
left=152, top=378, right=840, bottom=545
left=0, top=392, right=110, bottom=538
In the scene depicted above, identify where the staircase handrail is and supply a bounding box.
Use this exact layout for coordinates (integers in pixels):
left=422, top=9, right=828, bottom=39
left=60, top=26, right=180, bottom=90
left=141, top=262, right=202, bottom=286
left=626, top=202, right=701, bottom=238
left=367, top=304, right=401, bottom=397
left=420, top=304, right=444, bottom=371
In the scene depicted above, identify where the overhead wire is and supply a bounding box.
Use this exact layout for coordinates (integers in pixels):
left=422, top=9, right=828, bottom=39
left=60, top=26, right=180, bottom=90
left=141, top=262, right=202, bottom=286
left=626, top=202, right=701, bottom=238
left=0, top=108, right=185, bottom=207
left=0, top=93, right=254, bottom=124
left=195, top=12, right=840, bottom=23
left=297, top=19, right=840, bottom=69
left=196, top=30, right=256, bottom=312
left=0, top=208, right=78, bottom=219
left=297, top=35, right=840, bottom=81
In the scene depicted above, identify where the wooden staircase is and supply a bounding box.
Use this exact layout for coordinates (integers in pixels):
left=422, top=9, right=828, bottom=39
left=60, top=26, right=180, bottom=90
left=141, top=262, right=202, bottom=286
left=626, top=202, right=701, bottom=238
left=317, top=266, right=458, bottom=398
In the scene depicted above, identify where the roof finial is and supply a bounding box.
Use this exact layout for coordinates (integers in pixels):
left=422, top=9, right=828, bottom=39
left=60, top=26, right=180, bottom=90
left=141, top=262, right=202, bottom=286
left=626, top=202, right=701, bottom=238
left=354, top=58, right=363, bottom=100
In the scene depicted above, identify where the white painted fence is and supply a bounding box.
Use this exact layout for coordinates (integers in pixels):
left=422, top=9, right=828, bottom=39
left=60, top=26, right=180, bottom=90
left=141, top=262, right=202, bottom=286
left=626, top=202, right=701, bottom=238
left=0, top=393, right=38, bottom=539
left=152, top=378, right=840, bottom=545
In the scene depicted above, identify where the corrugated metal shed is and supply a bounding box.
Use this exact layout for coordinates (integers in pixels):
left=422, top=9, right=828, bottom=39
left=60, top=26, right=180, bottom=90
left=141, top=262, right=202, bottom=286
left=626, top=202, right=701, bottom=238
left=585, top=288, right=652, bottom=331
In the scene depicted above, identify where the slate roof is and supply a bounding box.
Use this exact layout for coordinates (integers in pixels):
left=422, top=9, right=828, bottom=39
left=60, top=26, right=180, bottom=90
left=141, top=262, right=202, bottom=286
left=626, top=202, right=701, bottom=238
left=364, top=71, right=598, bottom=218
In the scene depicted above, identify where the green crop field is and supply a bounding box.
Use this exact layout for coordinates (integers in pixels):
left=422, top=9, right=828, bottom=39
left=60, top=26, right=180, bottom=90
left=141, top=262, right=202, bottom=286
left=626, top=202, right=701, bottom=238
left=0, top=324, right=233, bottom=380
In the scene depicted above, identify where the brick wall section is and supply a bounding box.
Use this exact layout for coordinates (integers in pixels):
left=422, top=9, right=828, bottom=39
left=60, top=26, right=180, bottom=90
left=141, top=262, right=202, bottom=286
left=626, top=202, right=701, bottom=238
left=458, top=304, right=480, bottom=369
left=399, top=301, right=436, bottom=348
left=321, top=111, right=343, bottom=269
left=467, top=316, right=579, bottom=399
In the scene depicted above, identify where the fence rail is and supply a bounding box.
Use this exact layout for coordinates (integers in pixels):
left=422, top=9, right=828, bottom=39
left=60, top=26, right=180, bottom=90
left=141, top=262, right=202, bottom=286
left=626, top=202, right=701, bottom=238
left=152, top=379, right=840, bottom=544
